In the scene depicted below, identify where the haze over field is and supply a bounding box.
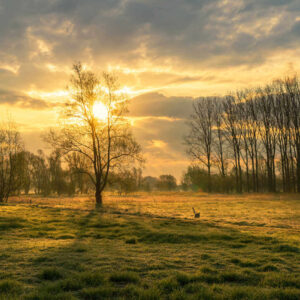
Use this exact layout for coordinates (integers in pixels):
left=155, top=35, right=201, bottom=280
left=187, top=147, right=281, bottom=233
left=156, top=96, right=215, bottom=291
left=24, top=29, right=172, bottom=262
left=1, top=0, right=300, bottom=178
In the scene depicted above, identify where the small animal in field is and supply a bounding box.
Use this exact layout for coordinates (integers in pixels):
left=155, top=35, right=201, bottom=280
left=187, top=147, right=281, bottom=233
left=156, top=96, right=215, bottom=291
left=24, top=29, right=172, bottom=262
left=192, top=207, right=200, bottom=218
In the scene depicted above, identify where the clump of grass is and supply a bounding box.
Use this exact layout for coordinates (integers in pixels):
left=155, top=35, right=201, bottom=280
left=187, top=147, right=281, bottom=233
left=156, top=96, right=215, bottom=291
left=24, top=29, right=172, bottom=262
left=158, top=277, right=178, bottom=293
left=275, top=244, right=299, bottom=253
left=240, top=238, right=254, bottom=244
left=0, top=253, right=10, bottom=260
left=220, top=271, right=260, bottom=285
left=119, top=284, right=142, bottom=298
left=59, top=277, right=83, bottom=291
left=33, top=256, right=52, bottom=264
left=175, top=273, right=191, bottom=286
left=0, top=217, right=25, bottom=231
left=0, top=273, right=11, bottom=280
left=125, top=237, right=137, bottom=244
left=0, top=279, right=22, bottom=295
left=226, top=286, right=253, bottom=300
left=183, top=282, right=202, bottom=294
left=24, top=291, right=77, bottom=300
left=229, top=243, right=246, bottom=249
left=263, top=273, right=300, bottom=288
left=169, top=288, right=188, bottom=300
left=230, top=258, right=241, bottom=264
left=110, top=271, right=139, bottom=284
left=200, top=267, right=217, bottom=274
left=260, top=264, right=279, bottom=272
left=94, top=234, right=103, bottom=239
left=138, top=231, right=207, bottom=244
left=238, top=260, right=259, bottom=268
left=196, top=273, right=220, bottom=284
left=268, top=288, right=300, bottom=300
left=200, top=254, right=211, bottom=260
left=78, top=272, right=104, bottom=286
left=56, top=234, right=75, bottom=240
left=79, top=287, right=115, bottom=299
left=73, top=245, right=87, bottom=253
left=39, top=267, right=64, bottom=281
left=138, top=287, right=161, bottom=300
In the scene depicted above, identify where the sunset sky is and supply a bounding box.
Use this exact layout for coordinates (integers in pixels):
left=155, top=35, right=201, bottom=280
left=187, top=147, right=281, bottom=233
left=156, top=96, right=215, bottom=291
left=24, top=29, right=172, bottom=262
left=1, top=0, right=300, bottom=180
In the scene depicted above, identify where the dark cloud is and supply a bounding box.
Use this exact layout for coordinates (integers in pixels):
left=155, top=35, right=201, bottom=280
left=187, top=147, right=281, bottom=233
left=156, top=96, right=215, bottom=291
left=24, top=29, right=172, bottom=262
left=168, top=75, right=216, bottom=85
left=0, top=0, right=299, bottom=78
left=0, top=89, right=60, bottom=110
left=129, top=92, right=194, bottom=119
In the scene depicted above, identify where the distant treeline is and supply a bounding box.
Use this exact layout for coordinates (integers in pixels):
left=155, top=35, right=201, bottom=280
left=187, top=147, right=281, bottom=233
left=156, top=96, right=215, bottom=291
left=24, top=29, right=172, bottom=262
left=0, top=121, right=177, bottom=200
left=185, top=75, right=300, bottom=193
left=0, top=134, right=178, bottom=201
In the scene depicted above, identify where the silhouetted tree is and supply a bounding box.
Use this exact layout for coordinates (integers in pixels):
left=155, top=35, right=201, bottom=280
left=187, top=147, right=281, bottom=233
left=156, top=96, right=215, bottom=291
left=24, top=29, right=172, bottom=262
left=156, top=175, right=177, bottom=191
left=186, top=98, right=215, bottom=192
left=46, top=63, right=142, bottom=205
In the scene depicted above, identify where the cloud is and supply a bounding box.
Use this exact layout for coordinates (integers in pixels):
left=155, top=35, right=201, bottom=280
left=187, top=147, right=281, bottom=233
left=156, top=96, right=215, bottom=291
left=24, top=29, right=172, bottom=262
left=0, top=0, right=299, bottom=96
left=147, top=140, right=168, bottom=149
left=0, top=89, right=61, bottom=110
left=129, top=92, right=194, bottom=119
left=0, top=0, right=299, bottom=71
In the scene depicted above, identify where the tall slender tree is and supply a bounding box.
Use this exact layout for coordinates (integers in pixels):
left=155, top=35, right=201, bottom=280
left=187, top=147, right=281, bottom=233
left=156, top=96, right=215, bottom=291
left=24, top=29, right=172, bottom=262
left=186, top=98, right=214, bottom=192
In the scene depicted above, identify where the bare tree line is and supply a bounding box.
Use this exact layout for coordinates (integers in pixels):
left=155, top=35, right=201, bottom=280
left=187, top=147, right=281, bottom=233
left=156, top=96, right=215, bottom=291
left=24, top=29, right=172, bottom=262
left=185, top=76, right=300, bottom=193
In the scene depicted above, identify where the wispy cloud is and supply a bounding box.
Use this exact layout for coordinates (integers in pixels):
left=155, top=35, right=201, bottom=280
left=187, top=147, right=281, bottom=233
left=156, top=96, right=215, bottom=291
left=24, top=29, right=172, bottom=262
left=0, top=89, right=62, bottom=110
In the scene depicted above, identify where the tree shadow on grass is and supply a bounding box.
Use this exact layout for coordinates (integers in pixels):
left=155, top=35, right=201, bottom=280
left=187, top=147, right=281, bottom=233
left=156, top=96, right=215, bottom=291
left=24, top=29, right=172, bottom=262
left=3, top=205, right=299, bottom=299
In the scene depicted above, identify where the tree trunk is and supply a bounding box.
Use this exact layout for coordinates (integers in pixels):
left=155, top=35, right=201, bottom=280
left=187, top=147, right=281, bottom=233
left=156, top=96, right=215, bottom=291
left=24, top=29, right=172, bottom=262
left=297, top=147, right=300, bottom=193
left=95, top=185, right=102, bottom=206
left=207, top=163, right=211, bottom=193
left=255, top=141, right=259, bottom=192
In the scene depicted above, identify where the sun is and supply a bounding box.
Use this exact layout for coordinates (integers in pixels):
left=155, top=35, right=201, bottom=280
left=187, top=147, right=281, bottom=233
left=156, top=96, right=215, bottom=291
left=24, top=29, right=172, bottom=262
left=93, top=101, right=108, bottom=120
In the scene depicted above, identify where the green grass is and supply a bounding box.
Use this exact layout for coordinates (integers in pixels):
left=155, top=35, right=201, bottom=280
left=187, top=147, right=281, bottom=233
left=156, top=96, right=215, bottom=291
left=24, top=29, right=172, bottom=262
left=39, top=268, right=64, bottom=281
left=0, top=193, right=299, bottom=299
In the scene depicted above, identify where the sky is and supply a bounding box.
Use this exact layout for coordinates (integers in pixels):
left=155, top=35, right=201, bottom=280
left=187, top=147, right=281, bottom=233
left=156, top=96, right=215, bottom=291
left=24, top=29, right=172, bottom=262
left=0, top=0, right=300, bottom=180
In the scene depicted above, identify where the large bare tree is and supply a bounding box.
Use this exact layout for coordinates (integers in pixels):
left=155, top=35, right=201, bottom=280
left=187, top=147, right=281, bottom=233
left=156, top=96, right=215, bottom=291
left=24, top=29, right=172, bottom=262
left=47, top=63, right=142, bottom=205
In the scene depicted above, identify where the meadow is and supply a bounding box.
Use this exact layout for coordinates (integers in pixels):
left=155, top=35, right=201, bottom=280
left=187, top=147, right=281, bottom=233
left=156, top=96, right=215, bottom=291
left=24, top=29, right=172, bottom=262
left=0, top=192, right=299, bottom=299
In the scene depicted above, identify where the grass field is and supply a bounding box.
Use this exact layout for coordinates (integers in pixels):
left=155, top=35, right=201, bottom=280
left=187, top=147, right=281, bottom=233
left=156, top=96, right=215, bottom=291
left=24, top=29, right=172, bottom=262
left=0, top=192, right=299, bottom=299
